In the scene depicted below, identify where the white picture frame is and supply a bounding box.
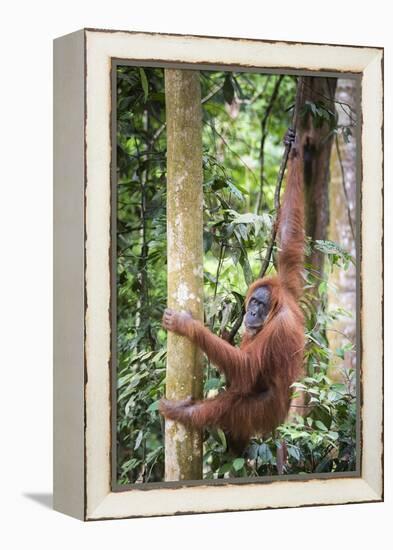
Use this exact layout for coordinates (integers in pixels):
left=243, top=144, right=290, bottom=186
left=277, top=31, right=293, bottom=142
left=53, top=28, right=383, bottom=521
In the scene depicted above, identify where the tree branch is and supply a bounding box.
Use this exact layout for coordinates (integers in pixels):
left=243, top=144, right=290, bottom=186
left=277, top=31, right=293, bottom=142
left=258, top=76, right=305, bottom=279
left=255, top=75, right=284, bottom=214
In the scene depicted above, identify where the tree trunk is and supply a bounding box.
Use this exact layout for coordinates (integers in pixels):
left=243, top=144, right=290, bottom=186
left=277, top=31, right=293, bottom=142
left=289, top=76, right=337, bottom=419
left=327, top=78, right=357, bottom=377
left=298, top=77, right=337, bottom=286
left=164, top=69, right=204, bottom=481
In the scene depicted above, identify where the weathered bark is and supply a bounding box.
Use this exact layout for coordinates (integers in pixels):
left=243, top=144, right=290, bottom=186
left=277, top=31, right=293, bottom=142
left=298, top=77, right=337, bottom=285
left=289, top=77, right=337, bottom=419
left=164, top=69, right=204, bottom=481
left=327, top=79, right=357, bottom=377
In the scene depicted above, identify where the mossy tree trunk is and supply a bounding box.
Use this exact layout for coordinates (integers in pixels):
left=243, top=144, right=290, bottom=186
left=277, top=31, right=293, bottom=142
left=289, top=77, right=337, bottom=419
left=298, top=76, right=337, bottom=289
left=164, top=69, right=204, bottom=481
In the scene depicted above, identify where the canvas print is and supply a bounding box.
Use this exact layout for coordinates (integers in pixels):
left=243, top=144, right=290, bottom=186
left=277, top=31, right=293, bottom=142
left=114, top=66, right=358, bottom=486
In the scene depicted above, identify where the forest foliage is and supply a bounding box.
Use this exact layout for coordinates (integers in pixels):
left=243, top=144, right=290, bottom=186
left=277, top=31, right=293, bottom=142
left=116, top=67, right=357, bottom=484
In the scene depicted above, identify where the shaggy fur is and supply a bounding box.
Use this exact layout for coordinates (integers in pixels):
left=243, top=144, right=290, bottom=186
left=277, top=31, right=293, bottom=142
left=159, top=147, right=305, bottom=453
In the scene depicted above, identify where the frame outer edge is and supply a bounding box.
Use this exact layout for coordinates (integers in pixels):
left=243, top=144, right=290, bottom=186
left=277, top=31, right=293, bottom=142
left=81, top=29, right=384, bottom=520
left=53, top=29, right=86, bottom=521
left=360, top=50, right=384, bottom=499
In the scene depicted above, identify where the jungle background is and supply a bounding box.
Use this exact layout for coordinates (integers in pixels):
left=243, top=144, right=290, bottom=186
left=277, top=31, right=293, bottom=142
left=116, top=67, right=357, bottom=485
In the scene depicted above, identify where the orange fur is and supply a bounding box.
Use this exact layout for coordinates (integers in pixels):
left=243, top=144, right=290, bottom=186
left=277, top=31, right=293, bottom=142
left=159, top=147, right=305, bottom=452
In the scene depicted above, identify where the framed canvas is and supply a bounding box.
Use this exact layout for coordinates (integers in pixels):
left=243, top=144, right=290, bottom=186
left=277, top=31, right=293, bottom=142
left=53, top=28, right=383, bottom=521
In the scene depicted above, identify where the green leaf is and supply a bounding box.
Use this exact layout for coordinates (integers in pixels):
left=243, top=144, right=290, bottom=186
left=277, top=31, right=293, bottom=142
left=318, top=281, right=328, bottom=296
left=247, top=443, right=259, bottom=460
left=217, top=429, right=227, bottom=449
left=147, top=400, right=160, bottom=412
left=315, top=420, right=328, bottom=431
left=125, top=397, right=135, bottom=416
left=314, top=240, right=355, bottom=266
left=236, top=224, right=248, bottom=241
left=139, top=68, right=149, bottom=102
left=129, top=375, right=141, bottom=388
left=239, top=251, right=253, bottom=286
left=134, top=430, right=143, bottom=450
left=117, top=373, right=133, bottom=388
left=287, top=445, right=301, bottom=461
left=203, top=230, right=213, bottom=253
left=204, top=377, right=222, bottom=392
left=258, top=442, right=273, bottom=463
left=291, top=382, right=307, bottom=389
left=151, top=349, right=167, bottom=363
left=226, top=180, right=244, bottom=200
left=233, top=458, right=245, bottom=471
left=203, top=102, right=222, bottom=116
left=227, top=210, right=269, bottom=237
left=218, top=462, right=232, bottom=475
left=211, top=177, right=227, bottom=191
